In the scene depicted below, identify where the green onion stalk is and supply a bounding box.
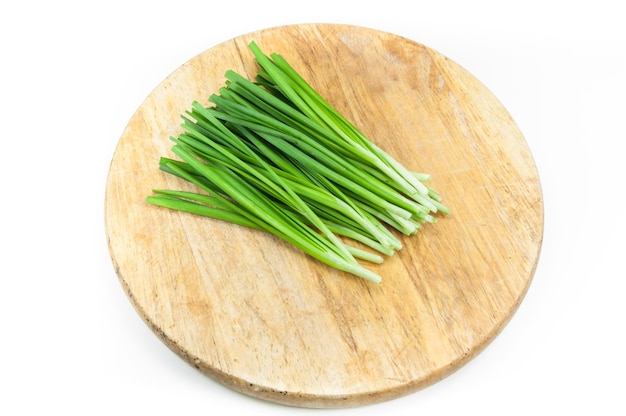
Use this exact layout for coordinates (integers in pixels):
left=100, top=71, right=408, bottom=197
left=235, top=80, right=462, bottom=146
left=147, top=42, right=449, bottom=284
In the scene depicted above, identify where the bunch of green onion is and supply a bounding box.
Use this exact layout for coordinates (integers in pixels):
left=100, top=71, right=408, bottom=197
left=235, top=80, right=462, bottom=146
left=146, top=41, right=449, bottom=284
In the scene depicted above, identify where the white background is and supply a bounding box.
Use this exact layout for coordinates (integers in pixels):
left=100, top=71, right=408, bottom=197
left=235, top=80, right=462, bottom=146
left=1, top=1, right=624, bottom=414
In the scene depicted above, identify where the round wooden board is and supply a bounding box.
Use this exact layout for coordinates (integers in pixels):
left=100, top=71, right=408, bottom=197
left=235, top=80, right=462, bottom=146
left=105, top=24, right=543, bottom=408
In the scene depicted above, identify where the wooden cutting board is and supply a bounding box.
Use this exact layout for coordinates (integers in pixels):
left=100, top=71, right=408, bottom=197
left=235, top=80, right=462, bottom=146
left=105, top=23, right=543, bottom=408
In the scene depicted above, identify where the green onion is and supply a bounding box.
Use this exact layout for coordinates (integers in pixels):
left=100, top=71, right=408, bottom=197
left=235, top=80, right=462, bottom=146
left=146, top=42, right=449, bottom=284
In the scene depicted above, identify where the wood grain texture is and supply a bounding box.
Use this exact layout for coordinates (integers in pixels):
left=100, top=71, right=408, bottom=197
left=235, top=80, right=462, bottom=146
left=105, top=24, right=543, bottom=408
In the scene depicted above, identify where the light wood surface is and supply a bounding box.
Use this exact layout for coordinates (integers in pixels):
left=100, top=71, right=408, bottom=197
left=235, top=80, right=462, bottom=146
left=105, top=24, right=543, bottom=408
